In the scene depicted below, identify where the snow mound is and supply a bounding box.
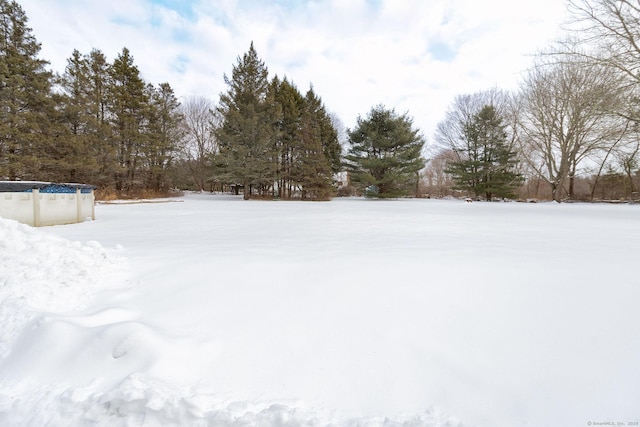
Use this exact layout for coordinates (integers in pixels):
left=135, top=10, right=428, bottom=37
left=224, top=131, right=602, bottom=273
left=0, top=217, right=124, bottom=359
left=0, top=216, right=463, bottom=427
left=1, top=374, right=461, bottom=427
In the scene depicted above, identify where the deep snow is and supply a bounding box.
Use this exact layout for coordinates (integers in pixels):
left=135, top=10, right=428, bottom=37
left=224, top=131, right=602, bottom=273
left=1, top=194, right=639, bottom=427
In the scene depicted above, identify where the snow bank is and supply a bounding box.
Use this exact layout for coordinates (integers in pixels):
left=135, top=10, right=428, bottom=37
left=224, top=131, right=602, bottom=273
left=0, top=218, right=123, bottom=359
left=0, top=214, right=461, bottom=427
left=2, top=373, right=459, bottom=426
left=2, top=197, right=639, bottom=427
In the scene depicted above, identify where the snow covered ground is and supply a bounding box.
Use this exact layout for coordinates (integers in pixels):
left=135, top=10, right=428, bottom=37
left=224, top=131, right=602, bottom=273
left=1, top=194, right=639, bottom=427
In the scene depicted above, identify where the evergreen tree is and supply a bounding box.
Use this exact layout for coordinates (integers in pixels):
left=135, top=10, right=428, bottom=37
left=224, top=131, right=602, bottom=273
left=270, top=79, right=336, bottom=200
left=304, top=86, right=341, bottom=175
left=345, top=105, right=425, bottom=198
left=57, top=48, right=117, bottom=188
left=271, top=76, right=303, bottom=198
left=84, top=49, right=118, bottom=188
left=1, top=0, right=184, bottom=194
left=109, top=47, right=148, bottom=191
left=0, top=0, right=53, bottom=180
left=55, top=49, right=100, bottom=183
left=143, top=82, right=183, bottom=192
left=446, top=104, right=522, bottom=200
left=57, top=47, right=182, bottom=194
left=216, top=42, right=277, bottom=200
left=296, top=99, right=332, bottom=200
left=84, top=49, right=115, bottom=187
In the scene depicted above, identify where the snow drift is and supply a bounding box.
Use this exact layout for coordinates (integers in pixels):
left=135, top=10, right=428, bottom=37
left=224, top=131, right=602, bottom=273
left=1, top=195, right=639, bottom=426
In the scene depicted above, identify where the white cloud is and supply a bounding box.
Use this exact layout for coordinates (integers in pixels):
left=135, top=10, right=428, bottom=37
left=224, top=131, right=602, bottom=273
left=19, top=0, right=568, bottom=145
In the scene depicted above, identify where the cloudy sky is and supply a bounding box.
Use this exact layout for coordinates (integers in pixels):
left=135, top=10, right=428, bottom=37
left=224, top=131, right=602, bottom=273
left=20, top=0, right=569, bottom=142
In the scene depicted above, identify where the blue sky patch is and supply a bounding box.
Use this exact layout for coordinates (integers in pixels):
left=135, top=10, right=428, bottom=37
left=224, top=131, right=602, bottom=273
left=171, top=54, right=190, bottom=74
left=149, top=0, right=196, bottom=21
left=110, top=14, right=139, bottom=27
left=428, top=42, right=457, bottom=62
left=365, top=0, right=383, bottom=9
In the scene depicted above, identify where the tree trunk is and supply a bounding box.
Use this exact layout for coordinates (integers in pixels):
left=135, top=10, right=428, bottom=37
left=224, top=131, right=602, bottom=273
left=551, top=182, right=561, bottom=203
left=569, top=175, right=575, bottom=199
left=243, top=181, right=250, bottom=200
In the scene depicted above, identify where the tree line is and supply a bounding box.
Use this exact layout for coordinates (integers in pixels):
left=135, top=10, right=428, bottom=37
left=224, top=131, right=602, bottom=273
left=426, top=0, right=640, bottom=202
left=5, top=0, right=637, bottom=202
left=213, top=43, right=342, bottom=200
left=0, top=0, right=425, bottom=200
left=0, top=0, right=182, bottom=195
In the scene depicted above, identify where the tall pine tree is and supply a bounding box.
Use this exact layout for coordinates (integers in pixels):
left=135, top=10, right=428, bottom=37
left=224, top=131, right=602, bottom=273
left=1, top=1, right=183, bottom=193
left=270, top=78, right=338, bottom=200
left=296, top=94, right=332, bottom=200
left=271, top=76, right=303, bottom=199
left=56, top=49, right=100, bottom=183
left=143, top=82, right=183, bottom=192
left=216, top=42, right=277, bottom=200
left=304, top=86, right=341, bottom=175
left=109, top=47, right=148, bottom=192
left=84, top=49, right=115, bottom=187
left=0, top=0, right=53, bottom=180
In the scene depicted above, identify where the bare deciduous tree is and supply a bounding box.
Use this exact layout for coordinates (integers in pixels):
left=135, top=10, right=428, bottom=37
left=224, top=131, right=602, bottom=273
left=422, top=149, right=456, bottom=198
left=434, top=88, right=522, bottom=199
left=435, top=88, right=516, bottom=153
left=562, top=1, right=640, bottom=191
left=517, top=58, right=625, bottom=201
left=615, top=131, right=640, bottom=194
left=179, top=96, right=218, bottom=191
left=566, top=0, right=640, bottom=89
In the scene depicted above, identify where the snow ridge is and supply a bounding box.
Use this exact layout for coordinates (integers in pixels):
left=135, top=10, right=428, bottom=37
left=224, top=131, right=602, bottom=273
left=0, top=216, right=463, bottom=427
left=2, top=373, right=462, bottom=427
left=0, top=217, right=124, bottom=358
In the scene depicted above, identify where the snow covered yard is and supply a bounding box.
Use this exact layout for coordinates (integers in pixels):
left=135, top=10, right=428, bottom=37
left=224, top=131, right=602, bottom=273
left=1, top=194, right=639, bottom=427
